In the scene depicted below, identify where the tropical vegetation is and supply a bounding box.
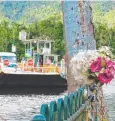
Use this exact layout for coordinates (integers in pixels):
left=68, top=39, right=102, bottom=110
left=92, top=2, right=115, bottom=55
left=0, top=1, right=115, bottom=61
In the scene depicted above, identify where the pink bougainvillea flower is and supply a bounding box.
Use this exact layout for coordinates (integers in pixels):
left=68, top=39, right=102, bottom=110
left=109, top=66, right=115, bottom=75
left=97, top=71, right=114, bottom=84
left=106, top=60, right=115, bottom=68
left=90, top=57, right=102, bottom=72
left=104, top=69, right=113, bottom=77
left=106, top=60, right=115, bottom=75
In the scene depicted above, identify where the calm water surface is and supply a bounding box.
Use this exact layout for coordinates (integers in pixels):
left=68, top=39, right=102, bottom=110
left=0, top=81, right=115, bottom=121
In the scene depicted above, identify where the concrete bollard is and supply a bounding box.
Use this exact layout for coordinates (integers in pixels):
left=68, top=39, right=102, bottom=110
left=32, top=114, right=46, bottom=121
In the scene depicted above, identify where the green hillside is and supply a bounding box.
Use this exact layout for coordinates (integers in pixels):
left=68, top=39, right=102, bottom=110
left=0, top=1, right=62, bottom=23
left=92, top=1, right=115, bottom=24
left=0, top=1, right=114, bottom=24
left=0, top=1, right=115, bottom=60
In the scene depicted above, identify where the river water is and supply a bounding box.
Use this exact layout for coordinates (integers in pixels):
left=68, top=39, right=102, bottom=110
left=0, top=81, right=114, bottom=121
left=0, top=92, right=67, bottom=121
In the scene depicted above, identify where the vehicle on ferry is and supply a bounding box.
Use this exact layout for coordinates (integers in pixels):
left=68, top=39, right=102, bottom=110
left=0, top=52, right=18, bottom=71
left=0, top=52, right=16, bottom=64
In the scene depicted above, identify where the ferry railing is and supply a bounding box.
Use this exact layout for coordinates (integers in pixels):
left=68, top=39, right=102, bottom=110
left=31, top=87, right=92, bottom=121
left=17, top=62, right=67, bottom=75
left=22, top=66, right=59, bottom=73
left=17, top=64, right=66, bottom=75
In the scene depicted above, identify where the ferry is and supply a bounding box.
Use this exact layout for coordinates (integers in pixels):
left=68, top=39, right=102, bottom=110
left=0, top=39, right=67, bottom=94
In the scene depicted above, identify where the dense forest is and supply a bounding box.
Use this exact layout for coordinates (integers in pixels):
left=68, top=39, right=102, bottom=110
left=0, top=1, right=64, bottom=61
left=0, top=1, right=115, bottom=61
left=92, top=1, right=115, bottom=54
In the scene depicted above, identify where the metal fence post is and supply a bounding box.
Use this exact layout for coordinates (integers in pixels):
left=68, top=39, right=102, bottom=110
left=69, top=93, right=76, bottom=115
left=63, top=96, right=70, bottom=120
left=49, top=101, right=58, bottom=121
left=40, top=104, right=50, bottom=121
left=57, top=98, right=64, bottom=121
left=32, top=114, right=46, bottom=121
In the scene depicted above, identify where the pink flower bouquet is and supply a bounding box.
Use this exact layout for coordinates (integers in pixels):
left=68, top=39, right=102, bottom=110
left=89, top=57, right=115, bottom=84
left=70, top=46, right=115, bottom=86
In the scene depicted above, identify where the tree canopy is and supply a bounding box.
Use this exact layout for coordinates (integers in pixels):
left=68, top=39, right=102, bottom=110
left=0, top=1, right=115, bottom=61
left=92, top=7, right=115, bottom=55
left=0, top=13, right=65, bottom=61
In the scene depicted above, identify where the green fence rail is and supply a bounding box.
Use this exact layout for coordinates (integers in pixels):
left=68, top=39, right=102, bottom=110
left=31, top=87, right=91, bottom=121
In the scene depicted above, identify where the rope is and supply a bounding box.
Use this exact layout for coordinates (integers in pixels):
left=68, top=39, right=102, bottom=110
left=87, top=85, right=109, bottom=121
